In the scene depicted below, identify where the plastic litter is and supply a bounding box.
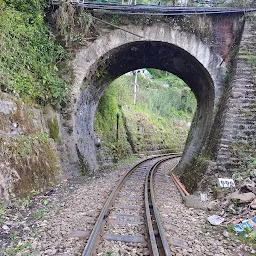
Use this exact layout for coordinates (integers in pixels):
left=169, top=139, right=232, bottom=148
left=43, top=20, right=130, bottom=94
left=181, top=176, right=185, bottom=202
left=200, top=193, right=208, bottom=202
left=233, top=218, right=256, bottom=233
left=207, top=215, right=225, bottom=225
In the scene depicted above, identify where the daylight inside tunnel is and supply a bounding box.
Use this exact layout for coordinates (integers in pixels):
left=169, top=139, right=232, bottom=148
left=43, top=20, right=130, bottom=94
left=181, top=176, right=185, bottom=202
left=76, top=40, right=215, bottom=174
left=94, top=68, right=197, bottom=161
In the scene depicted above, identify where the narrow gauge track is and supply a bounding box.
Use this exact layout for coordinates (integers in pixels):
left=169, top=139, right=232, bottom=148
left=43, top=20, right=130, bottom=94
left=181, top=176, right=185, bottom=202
left=82, top=154, right=180, bottom=256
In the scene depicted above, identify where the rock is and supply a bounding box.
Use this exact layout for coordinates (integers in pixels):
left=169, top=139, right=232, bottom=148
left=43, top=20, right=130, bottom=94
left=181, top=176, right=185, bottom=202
left=168, top=238, right=186, bottom=248
left=2, top=225, right=9, bottom=230
left=213, top=187, right=226, bottom=199
left=184, top=195, right=208, bottom=210
left=44, top=249, right=57, bottom=255
left=0, top=100, right=15, bottom=115
left=228, top=204, right=238, bottom=215
left=229, top=192, right=256, bottom=203
left=223, top=230, right=229, bottom=238
left=207, top=200, right=220, bottom=211
left=23, top=226, right=30, bottom=231
left=219, top=210, right=225, bottom=216
left=200, top=193, right=208, bottom=202
left=222, top=199, right=229, bottom=207
left=67, top=230, right=90, bottom=239
left=251, top=249, right=256, bottom=254
left=250, top=198, right=256, bottom=209
left=240, top=178, right=256, bottom=193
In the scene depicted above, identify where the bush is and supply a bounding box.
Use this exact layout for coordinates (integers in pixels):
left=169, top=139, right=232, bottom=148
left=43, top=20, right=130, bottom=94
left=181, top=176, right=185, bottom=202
left=0, top=1, right=68, bottom=106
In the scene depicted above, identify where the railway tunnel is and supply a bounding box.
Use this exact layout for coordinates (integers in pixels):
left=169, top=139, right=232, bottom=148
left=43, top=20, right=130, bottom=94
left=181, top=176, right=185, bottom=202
left=74, top=39, right=222, bottom=177
left=67, top=12, right=247, bottom=191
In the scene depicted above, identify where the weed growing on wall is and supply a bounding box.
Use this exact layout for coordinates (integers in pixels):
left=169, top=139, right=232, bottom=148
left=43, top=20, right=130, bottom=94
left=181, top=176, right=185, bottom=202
left=54, top=1, right=95, bottom=46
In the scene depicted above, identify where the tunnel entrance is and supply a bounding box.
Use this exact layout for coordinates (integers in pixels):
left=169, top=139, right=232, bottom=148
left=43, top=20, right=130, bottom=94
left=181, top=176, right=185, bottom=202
left=75, top=40, right=216, bottom=176
left=94, top=69, right=197, bottom=165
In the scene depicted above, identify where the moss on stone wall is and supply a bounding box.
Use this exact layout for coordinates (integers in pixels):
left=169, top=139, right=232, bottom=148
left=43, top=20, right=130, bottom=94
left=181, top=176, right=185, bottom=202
left=0, top=132, right=57, bottom=199
left=48, top=117, right=61, bottom=143
left=0, top=93, right=58, bottom=201
left=94, top=82, right=133, bottom=163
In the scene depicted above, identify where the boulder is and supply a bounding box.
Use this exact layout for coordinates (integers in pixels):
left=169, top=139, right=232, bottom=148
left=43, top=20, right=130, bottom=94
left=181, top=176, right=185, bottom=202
left=207, top=200, right=220, bottom=211
left=184, top=195, right=208, bottom=210
left=240, top=178, right=256, bottom=193
left=250, top=198, right=256, bottom=209
left=229, top=192, right=256, bottom=203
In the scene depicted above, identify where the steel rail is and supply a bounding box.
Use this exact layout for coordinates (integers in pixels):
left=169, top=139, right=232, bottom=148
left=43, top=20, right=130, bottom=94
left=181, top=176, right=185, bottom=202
left=82, top=153, right=181, bottom=256
left=145, top=156, right=179, bottom=256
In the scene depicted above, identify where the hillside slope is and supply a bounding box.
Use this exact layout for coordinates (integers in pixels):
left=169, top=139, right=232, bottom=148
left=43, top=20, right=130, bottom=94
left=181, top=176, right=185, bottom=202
left=94, top=70, right=197, bottom=164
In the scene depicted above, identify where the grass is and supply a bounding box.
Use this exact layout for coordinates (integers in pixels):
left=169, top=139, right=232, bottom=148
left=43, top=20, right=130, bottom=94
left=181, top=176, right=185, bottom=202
left=116, top=155, right=139, bottom=165
left=227, top=224, right=256, bottom=250
left=55, top=205, right=61, bottom=215
left=9, top=233, right=18, bottom=242
left=22, top=198, right=30, bottom=207
left=35, top=209, right=45, bottom=219
left=94, top=70, right=196, bottom=162
left=0, top=203, right=6, bottom=225
left=201, top=228, right=207, bottom=233
left=7, top=241, right=33, bottom=256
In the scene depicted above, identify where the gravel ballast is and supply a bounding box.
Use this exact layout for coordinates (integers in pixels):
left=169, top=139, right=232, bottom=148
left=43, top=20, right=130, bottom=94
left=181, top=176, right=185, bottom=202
left=0, top=157, right=254, bottom=255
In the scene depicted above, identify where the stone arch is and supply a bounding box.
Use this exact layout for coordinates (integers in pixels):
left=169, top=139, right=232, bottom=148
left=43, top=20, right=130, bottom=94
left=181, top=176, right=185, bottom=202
left=72, top=23, right=226, bottom=173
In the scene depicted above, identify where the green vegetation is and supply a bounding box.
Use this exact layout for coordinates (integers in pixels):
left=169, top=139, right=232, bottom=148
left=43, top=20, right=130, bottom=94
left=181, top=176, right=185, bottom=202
left=230, top=142, right=256, bottom=175
left=48, top=117, right=61, bottom=143
left=227, top=224, right=256, bottom=250
left=0, top=204, right=5, bottom=225
left=22, top=198, right=30, bottom=207
left=201, top=227, right=207, bottom=233
left=217, top=0, right=256, bottom=7
left=94, top=69, right=196, bottom=161
left=55, top=205, right=61, bottom=215
left=7, top=242, right=32, bottom=255
left=54, top=1, right=95, bottom=46
left=94, top=82, right=133, bottom=162
left=0, top=130, right=57, bottom=198
left=0, top=0, right=68, bottom=105
left=35, top=209, right=45, bottom=219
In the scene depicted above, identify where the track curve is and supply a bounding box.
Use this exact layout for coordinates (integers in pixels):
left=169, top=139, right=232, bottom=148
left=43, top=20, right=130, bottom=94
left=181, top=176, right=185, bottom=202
left=82, top=154, right=181, bottom=255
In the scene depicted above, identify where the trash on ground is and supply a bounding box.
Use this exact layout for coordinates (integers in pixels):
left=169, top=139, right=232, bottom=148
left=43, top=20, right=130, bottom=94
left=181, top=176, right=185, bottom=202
left=207, top=215, right=225, bottom=225
left=233, top=218, right=256, bottom=233
left=2, top=225, right=9, bottom=230
left=218, top=178, right=235, bottom=188
left=200, top=193, right=208, bottom=202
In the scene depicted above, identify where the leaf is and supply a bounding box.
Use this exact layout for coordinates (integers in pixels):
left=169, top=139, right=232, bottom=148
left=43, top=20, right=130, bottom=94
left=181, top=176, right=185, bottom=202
left=43, top=200, right=49, bottom=205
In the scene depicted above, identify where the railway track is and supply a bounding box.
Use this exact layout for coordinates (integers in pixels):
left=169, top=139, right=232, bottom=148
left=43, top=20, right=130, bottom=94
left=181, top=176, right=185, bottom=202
left=82, top=154, right=181, bottom=255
